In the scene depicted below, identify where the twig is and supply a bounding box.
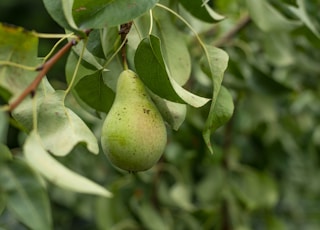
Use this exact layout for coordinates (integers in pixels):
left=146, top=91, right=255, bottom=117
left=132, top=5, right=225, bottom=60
left=8, top=39, right=77, bottom=112
left=214, top=13, right=251, bottom=47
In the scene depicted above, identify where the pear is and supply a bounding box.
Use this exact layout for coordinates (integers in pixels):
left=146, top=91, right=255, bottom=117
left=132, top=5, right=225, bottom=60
left=101, top=70, right=167, bottom=172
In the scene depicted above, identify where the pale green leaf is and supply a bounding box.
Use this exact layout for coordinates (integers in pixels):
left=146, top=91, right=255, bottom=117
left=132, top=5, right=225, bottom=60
left=151, top=93, right=186, bottom=131
left=201, top=46, right=230, bottom=153
left=36, top=91, right=99, bottom=156
left=12, top=89, right=99, bottom=156
left=24, top=131, right=112, bottom=198
left=0, top=158, right=52, bottom=230
left=246, top=0, right=301, bottom=32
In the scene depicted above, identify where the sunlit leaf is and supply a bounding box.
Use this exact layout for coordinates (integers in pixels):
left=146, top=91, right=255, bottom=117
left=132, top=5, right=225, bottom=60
left=246, top=0, right=301, bottom=32
left=135, top=35, right=209, bottom=107
left=201, top=45, right=230, bottom=153
left=72, top=0, right=158, bottom=29
left=179, top=0, right=225, bottom=22
left=0, top=158, right=52, bottom=230
left=24, top=131, right=112, bottom=197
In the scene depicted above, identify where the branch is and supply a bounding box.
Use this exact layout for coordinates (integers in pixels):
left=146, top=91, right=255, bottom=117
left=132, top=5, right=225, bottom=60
left=8, top=40, right=77, bottom=112
left=214, top=13, right=251, bottom=47
left=119, top=22, right=133, bottom=70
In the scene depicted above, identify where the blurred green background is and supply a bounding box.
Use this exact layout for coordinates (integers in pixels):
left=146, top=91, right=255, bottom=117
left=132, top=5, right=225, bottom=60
left=1, top=0, right=320, bottom=229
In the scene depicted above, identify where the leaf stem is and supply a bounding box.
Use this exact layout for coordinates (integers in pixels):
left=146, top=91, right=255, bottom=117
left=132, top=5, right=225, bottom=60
left=33, top=32, right=76, bottom=39
left=0, top=61, right=37, bottom=71
left=64, top=38, right=87, bottom=97
left=148, top=10, right=154, bottom=35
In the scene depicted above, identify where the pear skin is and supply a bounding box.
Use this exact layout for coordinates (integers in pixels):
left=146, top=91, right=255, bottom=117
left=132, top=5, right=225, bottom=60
left=101, top=70, right=167, bottom=172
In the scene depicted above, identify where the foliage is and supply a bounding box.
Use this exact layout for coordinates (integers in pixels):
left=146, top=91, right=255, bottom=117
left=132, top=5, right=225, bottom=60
left=0, top=0, right=320, bottom=229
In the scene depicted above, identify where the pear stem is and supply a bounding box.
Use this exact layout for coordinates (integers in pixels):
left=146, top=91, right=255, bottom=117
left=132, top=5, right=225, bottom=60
left=119, top=22, right=133, bottom=70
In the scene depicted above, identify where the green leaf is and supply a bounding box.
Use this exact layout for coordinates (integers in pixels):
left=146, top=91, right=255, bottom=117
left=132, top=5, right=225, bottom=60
left=230, top=167, right=279, bottom=210
left=153, top=8, right=191, bottom=85
left=42, top=0, right=80, bottom=33
left=72, top=0, right=158, bottom=28
left=75, top=70, right=115, bottom=113
left=179, top=0, right=225, bottom=22
left=13, top=90, right=99, bottom=156
left=246, top=0, right=301, bottom=32
left=0, top=192, right=5, bottom=215
left=289, top=0, right=320, bottom=38
left=151, top=93, right=187, bottom=131
left=201, top=45, right=229, bottom=153
left=0, top=23, right=39, bottom=97
left=0, top=112, right=8, bottom=143
left=0, top=158, right=52, bottom=230
left=0, top=143, right=12, bottom=162
left=134, top=35, right=209, bottom=107
left=24, top=131, right=112, bottom=198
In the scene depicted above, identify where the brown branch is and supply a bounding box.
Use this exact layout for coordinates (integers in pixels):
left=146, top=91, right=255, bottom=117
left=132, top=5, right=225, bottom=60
left=8, top=39, right=77, bottom=112
left=119, top=22, right=133, bottom=70
left=214, top=13, right=251, bottom=47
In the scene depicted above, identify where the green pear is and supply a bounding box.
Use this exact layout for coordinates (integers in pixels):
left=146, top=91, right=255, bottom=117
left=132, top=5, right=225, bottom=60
left=101, top=70, right=167, bottom=172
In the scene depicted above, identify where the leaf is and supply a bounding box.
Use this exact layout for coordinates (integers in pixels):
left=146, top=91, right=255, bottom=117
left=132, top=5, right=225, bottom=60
left=153, top=8, right=191, bottom=85
left=24, top=131, right=112, bottom=198
left=134, top=35, right=209, bottom=107
left=12, top=90, right=99, bottom=156
left=72, top=0, right=158, bottom=29
left=0, top=158, right=52, bottom=230
left=289, top=0, right=320, bottom=38
left=42, top=0, right=80, bottom=33
left=0, top=111, right=9, bottom=143
left=151, top=93, right=186, bottom=131
left=0, top=23, right=39, bottom=97
left=201, top=45, right=229, bottom=153
left=0, top=192, right=5, bottom=216
left=75, top=70, right=115, bottom=113
left=246, top=0, right=301, bottom=32
left=178, top=0, right=225, bottom=22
